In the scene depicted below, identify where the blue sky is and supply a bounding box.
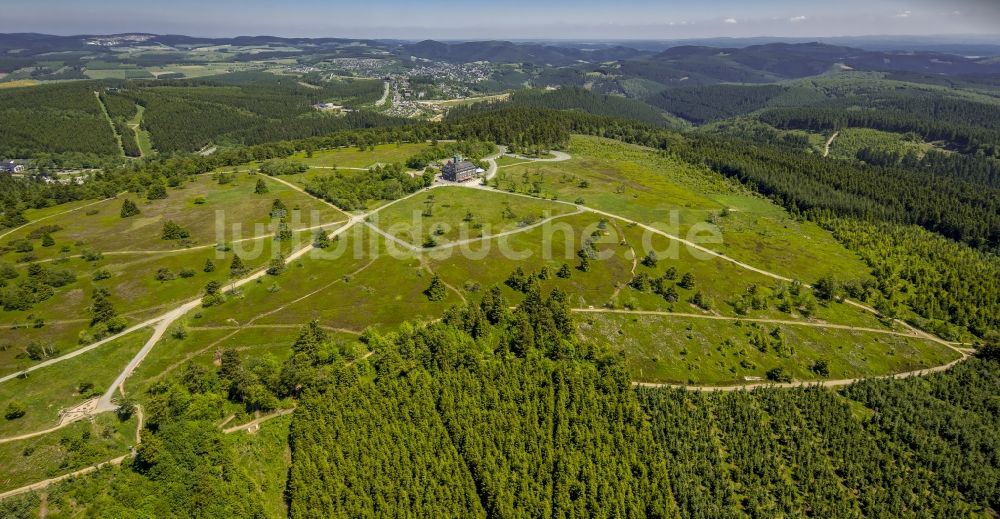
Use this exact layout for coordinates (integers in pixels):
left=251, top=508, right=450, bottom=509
left=7, top=0, right=1000, bottom=39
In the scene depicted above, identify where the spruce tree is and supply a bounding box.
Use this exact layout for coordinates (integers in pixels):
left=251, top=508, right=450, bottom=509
left=161, top=220, right=190, bottom=240
left=641, top=250, right=658, bottom=268
left=120, top=199, right=140, bottom=218
left=203, top=259, right=215, bottom=272
left=424, top=275, right=447, bottom=301
left=255, top=178, right=269, bottom=194
left=90, top=291, right=117, bottom=326
left=267, top=254, right=286, bottom=276
left=41, top=233, right=55, bottom=247
left=230, top=255, right=247, bottom=277
left=479, top=285, right=509, bottom=324
left=146, top=182, right=167, bottom=201
left=314, top=231, right=331, bottom=249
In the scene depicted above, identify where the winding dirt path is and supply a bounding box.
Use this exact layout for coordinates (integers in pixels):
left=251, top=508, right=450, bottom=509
left=12, top=221, right=343, bottom=266
left=222, top=408, right=295, bottom=434
left=364, top=208, right=583, bottom=254
left=634, top=355, right=968, bottom=392
left=572, top=308, right=947, bottom=341
left=0, top=405, right=143, bottom=501
left=823, top=131, right=840, bottom=157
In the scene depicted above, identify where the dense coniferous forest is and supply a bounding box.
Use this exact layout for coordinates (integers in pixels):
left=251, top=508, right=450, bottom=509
left=281, top=287, right=1000, bottom=517
left=0, top=82, right=119, bottom=157
left=673, top=133, right=1000, bottom=250
left=0, top=73, right=394, bottom=156
left=302, top=164, right=434, bottom=210
left=760, top=99, right=1000, bottom=157
left=823, top=218, right=1000, bottom=338
left=645, top=84, right=787, bottom=123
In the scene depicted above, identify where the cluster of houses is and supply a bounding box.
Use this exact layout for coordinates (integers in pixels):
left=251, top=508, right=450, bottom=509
left=1, top=160, right=25, bottom=174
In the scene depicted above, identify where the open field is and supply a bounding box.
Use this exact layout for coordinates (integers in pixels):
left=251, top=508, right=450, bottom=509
left=2, top=174, right=343, bottom=260
left=0, top=413, right=136, bottom=494
left=827, top=127, right=941, bottom=160
left=288, top=142, right=433, bottom=168
left=0, top=170, right=341, bottom=374
left=427, top=210, right=632, bottom=309
left=129, top=104, right=154, bottom=156
left=372, top=186, right=575, bottom=247
left=498, top=135, right=873, bottom=283
left=613, top=225, right=888, bottom=328
left=579, top=312, right=961, bottom=385
left=0, top=328, right=152, bottom=438
left=0, top=80, right=38, bottom=89
left=0, top=230, right=318, bottom=376
left=232, top=414, right=292, bottom=519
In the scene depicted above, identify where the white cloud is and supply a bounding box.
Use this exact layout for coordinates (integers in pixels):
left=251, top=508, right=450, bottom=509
left=789, top=15, right=807, bottom=23
left=724, top=17, right=738, bottom=24
left=894, top=10, right=912, bottom=18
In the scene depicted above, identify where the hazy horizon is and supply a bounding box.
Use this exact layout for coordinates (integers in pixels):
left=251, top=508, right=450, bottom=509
left=7, top=0, right=1000, bottom=40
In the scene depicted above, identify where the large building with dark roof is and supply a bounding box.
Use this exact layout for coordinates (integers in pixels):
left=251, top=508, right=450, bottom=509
left=441, top=155, right=478, bottom=182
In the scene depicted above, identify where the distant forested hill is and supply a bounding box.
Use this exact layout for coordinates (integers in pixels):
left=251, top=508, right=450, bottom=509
left=0, top=72, right=398, bottom=156
left=449, top=87, right=682, bottom=128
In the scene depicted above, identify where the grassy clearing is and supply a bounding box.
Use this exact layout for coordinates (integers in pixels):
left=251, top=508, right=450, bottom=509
left=579, top=313, right=960, bottom=385
left=499, top=135, right=872, bottom=283
left=191, top=226, right=455, bottom=332
left=828, top=127, right=940, bottom=160
left=289, top=142, right=432, bottom=168
left=428, top=211, right=633, bottom=309
left=0, top=328, right=152, bottom=437
left=231, top=414, right=293, bottom=519
left=2, top=174, right=342, bottom=260
left=255, top=251, right=455, bottom=331
left=129, top=104, right=154, bottom=156
left=371, top=186, right=573, bottom=247
left=616, top=226, right=888, bottom=329
left=0, top=80, right=38, bottom=89
left=0, top=232, right=309, bottom=375
left=0, top=413, right=136, bottom=494
left=192, top=226, right=377, bottom=329
left=16, top=198, right=107, bottom=228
